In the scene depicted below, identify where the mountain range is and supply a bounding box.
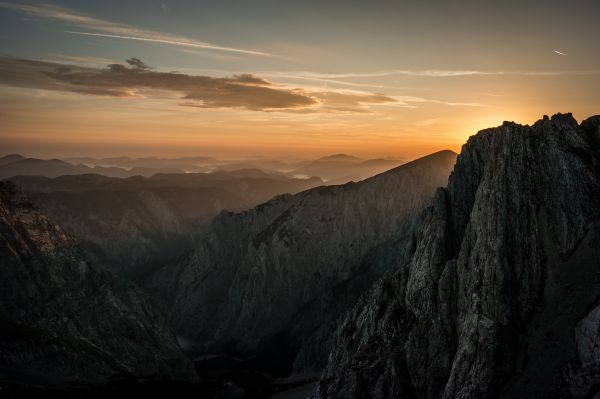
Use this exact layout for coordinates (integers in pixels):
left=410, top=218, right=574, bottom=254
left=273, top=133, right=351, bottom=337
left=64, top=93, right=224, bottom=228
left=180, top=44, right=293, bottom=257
left=1, top=113, right=599, bottom=398
left=8, top=170, right=323, bottom=278
left=0, top=153, right=405, bottom=184
left=148, top=150, right=457, bottom=377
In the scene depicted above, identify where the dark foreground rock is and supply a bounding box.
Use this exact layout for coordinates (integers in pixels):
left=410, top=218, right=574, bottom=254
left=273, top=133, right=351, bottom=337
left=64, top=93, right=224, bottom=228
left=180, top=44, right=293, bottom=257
left=315, top=113, right=600, bottom=398
left=0, top=181, right=196, bottom=388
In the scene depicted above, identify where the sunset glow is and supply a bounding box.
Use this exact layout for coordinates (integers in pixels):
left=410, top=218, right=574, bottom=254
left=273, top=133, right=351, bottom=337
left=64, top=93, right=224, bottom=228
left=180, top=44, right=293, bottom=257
left=1, top=0, right=599, bottom=160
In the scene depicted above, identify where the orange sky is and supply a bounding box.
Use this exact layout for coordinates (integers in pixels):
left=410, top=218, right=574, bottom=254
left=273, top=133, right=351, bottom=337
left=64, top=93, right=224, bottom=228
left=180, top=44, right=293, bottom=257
left=1, top=1, right=599, bottom=160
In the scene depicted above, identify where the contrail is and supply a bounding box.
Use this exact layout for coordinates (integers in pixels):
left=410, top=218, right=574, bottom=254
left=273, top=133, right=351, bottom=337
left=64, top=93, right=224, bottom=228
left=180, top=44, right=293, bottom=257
left=554, top=50, right=568, bottom=56
left=65, top=31, right=273, bottom=57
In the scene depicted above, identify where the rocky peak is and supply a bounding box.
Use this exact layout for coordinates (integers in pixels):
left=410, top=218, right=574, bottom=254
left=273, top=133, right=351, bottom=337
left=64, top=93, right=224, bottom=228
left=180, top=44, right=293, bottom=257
left=316, top=114, right=600, bottom=398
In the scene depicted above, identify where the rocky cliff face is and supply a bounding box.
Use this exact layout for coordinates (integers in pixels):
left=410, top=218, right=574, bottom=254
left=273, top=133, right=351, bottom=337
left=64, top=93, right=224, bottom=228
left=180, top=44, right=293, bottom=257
left=149, top=150, right=457, bottom=375
left=0, top=181, right=196, bottom=387
left=316, top=114, right=600, bottom=398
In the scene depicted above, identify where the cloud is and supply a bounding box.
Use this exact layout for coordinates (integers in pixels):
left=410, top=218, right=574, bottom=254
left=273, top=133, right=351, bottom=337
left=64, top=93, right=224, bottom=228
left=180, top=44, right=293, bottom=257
left=0, top=57, right=490, bottom=113
left=263, top=72, right=429, bottom=91
left=42, top=54, right=118, bottom=66
left=0, top=57, right=409, bottom=112
left=416, top=118, right=440, bottom=127
left=0, top=2, right=273, bottom=56
left=126, top=57, right=151, bottom=70
left=311, top=91, right=397, bottom=112
left=0, top=57, right=315, bottom=109
left=287, top=68, right=600, bottom=79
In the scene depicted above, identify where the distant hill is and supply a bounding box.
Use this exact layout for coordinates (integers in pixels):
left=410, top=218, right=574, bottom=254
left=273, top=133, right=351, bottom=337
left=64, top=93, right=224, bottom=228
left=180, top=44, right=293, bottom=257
left=291, top=154, right=405, bottom=183
left=0, top=153, right=26, bottom=166
left=0, top=153, right=407, bottom=183
left=0, top=156, right=185, bottom=178
left=65, top=155, right=219, bottom=173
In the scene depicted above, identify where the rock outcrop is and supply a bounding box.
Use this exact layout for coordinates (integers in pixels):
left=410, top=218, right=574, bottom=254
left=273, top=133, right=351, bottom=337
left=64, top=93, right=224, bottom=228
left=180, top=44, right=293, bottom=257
left=316, top=114, right=600, bottom=398
left=149, top=150, right=457, bottom=375
left=0, top=181, right=196, bottom=387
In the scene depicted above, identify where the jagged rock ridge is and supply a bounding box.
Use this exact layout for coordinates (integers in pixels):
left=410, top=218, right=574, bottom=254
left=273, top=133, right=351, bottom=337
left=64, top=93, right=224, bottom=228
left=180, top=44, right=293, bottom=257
left=149, top=150, right=458, bottom=375
left=316, top=113, right=600, bottom=398
left=0, top=181, right=196, bottom=387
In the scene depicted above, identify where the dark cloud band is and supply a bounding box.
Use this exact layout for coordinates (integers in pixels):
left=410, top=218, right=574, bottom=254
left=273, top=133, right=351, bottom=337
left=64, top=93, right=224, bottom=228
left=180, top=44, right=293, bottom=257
left=0, top=57, right=397, bottom=112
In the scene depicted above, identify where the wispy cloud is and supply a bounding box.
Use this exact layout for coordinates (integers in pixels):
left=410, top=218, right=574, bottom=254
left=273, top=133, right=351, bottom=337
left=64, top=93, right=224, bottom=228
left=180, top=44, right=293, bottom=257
left=41, top=54, right=118, bottom=66
left=0, top=2, right=273, bottom=56
left=63, top=31, right=272, bottom=56
left=263, top=72, right=429, bottom=91
left=286, top=69, right=600, bottom=79
left=382, top=95, right=482, bottom=108
left=180, top=48, right=242, bottom=61
left=416, top=118, right=440, bottom=127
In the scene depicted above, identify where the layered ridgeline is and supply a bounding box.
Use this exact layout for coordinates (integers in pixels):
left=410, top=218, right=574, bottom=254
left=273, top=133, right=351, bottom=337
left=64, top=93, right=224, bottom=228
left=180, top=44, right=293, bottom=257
left=316, top=114, right=600, bottom=398
left=149, top=150, right=457, bottom=375
left=0, top=155, right=187, bottom=178
left=0, top=181, right=196, bottom=387
left=8, top=170, right=322, bottom=278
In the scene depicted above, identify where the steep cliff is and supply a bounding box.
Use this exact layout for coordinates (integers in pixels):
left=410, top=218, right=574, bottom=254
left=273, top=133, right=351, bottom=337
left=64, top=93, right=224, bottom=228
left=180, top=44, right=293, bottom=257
left=149, top=150, right=457, bottom=375
left=0, top=181, right=196, bottom=387
left=316, top=114, right=600, bottom=398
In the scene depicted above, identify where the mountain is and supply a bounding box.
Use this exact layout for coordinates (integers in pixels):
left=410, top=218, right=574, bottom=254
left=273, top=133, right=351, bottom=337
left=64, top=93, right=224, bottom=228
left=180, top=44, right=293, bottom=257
left=0, top=157, right=185, bottom=179
left=0, top=181, right=196, bottom=388
left=0, top=153, right=25, bottom=166
left=0, top=158, right=86, bottom=178
left=290, top=154, right=405, bottom=183
left=8, top=171, right=323, bottom=278
left=65, top=155, right=219, bottom=173
left=315, top=114, right=600, bottom=398
left=148, top=149, right=457, bottom=376
left=0, top=153, right=406, bottom=183
left=212, top=159, right=306, bottom=174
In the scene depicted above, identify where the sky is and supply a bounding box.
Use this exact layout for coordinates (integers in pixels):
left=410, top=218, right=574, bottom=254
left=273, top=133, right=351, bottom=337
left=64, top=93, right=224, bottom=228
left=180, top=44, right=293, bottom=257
left=1, top=0, right=599, bottom=160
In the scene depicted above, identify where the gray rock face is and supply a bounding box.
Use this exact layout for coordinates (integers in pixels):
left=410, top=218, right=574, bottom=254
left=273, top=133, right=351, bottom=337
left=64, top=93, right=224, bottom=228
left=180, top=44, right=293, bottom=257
left=149, top=150, right=457, bottom=373
left=0, top=181, right=196, bottom=386
left=316, top=113, right=600, bottom=398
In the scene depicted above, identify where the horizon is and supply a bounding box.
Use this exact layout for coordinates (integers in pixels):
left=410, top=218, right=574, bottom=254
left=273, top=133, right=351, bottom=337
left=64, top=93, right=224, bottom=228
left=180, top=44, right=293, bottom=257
left=0, top=112, right=591, bottom=161
left=1, top=1, right=599, bottom=159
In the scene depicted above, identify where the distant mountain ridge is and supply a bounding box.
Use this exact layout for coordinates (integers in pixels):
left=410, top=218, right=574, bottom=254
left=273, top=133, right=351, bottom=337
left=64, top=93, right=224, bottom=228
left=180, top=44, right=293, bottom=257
left=0, top=154, right=25, bottom=166
left=0, top=156, right=185, bottom=178
left=290, top=154, right=405, bottom=183
left=9, top=171, right=323, bottom=277
left=0, top=153, right=406, bottom=183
